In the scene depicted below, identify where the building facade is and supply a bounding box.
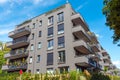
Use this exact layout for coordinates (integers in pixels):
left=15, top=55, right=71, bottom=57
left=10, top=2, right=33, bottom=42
left=2, top=3, right=112, bottom=74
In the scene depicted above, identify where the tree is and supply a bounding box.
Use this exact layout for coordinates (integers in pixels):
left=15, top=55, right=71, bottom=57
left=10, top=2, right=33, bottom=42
left=0, top=42, right=10, bottom=73
left=103, top=0, right=120, bottom=46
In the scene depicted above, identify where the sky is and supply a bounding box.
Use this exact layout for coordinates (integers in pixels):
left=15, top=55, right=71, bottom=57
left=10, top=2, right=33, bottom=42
left=0, top=0, right=120, bottom=68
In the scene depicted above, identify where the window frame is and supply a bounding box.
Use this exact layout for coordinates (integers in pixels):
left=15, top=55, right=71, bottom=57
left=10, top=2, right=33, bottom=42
left=58, top=23, right=64, bottom=34
left=48, top=27, right=53, bottom=37
left=47, top=53, right=53, bottom=65
left=57, top=12, right=64, bottom=22
left=58, top=36, right=65, bottom=48
left=48, top=16, right=54, bottom=25
left=48, top=39, right=54, bottom=50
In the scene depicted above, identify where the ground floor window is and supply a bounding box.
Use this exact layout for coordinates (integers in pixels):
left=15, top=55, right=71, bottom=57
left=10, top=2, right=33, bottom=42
left=59, top=66, right=69, bottom=73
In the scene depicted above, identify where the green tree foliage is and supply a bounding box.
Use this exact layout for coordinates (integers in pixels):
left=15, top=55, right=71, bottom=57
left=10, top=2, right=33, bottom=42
left=103, top=0, right=120, bottom=45
left=0, top=42, right=10, bottom=73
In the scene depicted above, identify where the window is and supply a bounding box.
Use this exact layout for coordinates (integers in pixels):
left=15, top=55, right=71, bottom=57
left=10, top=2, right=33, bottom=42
left=36, top=69, right=40, bottom=74
left=58, top=51, right=66, bottom=63
left=39, top=20, right=42, bottom=26
left=58, top=23, right=64, bottom=34
left=37, top=55, right=40, bottom=63
left=58, top=12, right=64, bottom=22
left=33, top=23, right=35, bottom=29
left=29, top=57, right=32, bottom=63
left=48, top=27, right=53, bottom=37
left=47, top=53, right=53, bottom=65
left=39, top=31, right=42, bottom=37
left=38, top=42, right=41, bottom=49
left=48, top=39, right=54, bottom=50
left=32, top=33, right=34, bottom=40
left=31, top=44, right=34, bottom=51
left=48, top=16, right=54, bottom=25
left=59, top=67, right=69, bottom=73
left=58, top=36, right=65, bottom=48
left=47, top=68, right=53, bottom=74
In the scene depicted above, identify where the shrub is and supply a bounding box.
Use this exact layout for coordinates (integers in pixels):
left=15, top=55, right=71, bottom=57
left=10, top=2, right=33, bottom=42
left=34, top=74, right=40, bottom=80
left=90, top=73, right=110, bottom=80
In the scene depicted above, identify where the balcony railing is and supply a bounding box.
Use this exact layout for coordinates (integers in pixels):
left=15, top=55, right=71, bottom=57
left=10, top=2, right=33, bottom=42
left=72, top=25, right=91, bottom=42
left=88, top=32, right=99, bottom=43
left=6, top=37, right=29, bottom=48
left=4, top=50, right=29, bottom=59
left=9, top=27, right=31, bottom=38
left=2, top=63, right=27, bottom=71
left=96, top=63, right=102, bottom=69
left=89, top=54, right=101, bottom=61
left=9, top=63, right=27, bottom=70
left=89, top=58, right=97, bottom=67
left=71, top=13, right=89, bottom=31
left=73, top=40, right=93, bottom=54
left=89, top=43, right=100, bottom=52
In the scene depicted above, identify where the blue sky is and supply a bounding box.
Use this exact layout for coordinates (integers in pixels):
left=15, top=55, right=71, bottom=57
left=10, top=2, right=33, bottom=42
left=0, top=0, right=120, bottom=68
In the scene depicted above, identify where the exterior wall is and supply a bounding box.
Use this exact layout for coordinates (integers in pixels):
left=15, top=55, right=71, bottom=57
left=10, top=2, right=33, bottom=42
left=26, top=4, right=76, bottom=73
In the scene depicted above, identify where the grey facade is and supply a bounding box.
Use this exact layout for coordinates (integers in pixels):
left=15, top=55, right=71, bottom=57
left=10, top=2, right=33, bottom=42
left=2, top=3, right=113, bottom=74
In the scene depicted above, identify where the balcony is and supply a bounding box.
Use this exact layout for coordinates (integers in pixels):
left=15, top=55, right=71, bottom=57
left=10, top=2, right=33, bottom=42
left=73, top=40, right=92, bottom=54
left=4, top=50, right=29, bottom=59
left=6, top=37, right=29, bottom=49
left=102, top=51, right=108, bottom=56
left=75, top=56, right=96, bottom=67
left=96, top=63, right=102, bottom=70
left=2, top=63, right=27, bottom=71
left=72, top=25, right=91, bottom=42
left=89, top=54, right=101, bottom=62
left=104, top=62, right=110, bottom=67
left=88, top=32, right=99, bottom=43
left=9, top=27, right=31, bottom=38
left=103, top=55, right=110, bottom=60
left=2, top=65, right=9, bottom=71
left=89, top=43, right=100, bottom=52
left=71, top=13, right=89, bottom=31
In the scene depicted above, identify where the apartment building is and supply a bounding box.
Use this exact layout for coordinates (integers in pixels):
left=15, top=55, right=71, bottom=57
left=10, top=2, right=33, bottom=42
left=2, top=3, right=112, bottom=74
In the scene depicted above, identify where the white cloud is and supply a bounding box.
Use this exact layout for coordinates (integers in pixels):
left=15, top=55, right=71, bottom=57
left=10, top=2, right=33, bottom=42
left=33, top=0, right=43, bottom=4
left=95, top=33, right=103, bottom=38
left=113, top=60, right=120, bottom=69
left=76, top=1, right=88, bottom=11
left=0, top=0, right=8, bottom=4
left=0, top=29, right=12, bottom=35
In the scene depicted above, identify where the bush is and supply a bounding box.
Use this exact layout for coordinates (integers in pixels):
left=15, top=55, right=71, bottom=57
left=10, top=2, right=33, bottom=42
left=90, top=73, right=110, bottom=80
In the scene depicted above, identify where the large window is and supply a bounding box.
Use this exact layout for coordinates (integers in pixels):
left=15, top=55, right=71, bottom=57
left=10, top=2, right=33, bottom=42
left=58, top=12, right=64, bottom=22
left=47, top=53, right=53, bottom=65
left=58, top=23, right=64, bottom=34
left=58, top=36, right=65, bottom=48
left=48, top=39, right=54, bottom=50
left=29, top=57, right=32, bottom=63
left=48, top=27, right=53, bottom=37
left=39, top=31, right=42, bottom=37
left=48, top=16, right=54, bottom=25
left=58, top=51, right=66, bottom=63
left=31, top=44, right=34, bottom=51
left=38, top=42, right=42, bottom=49
left=37, top=55, right=40, bottom=63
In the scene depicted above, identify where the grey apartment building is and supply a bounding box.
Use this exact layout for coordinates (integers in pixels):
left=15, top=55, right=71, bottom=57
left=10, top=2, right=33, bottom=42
left=2, top=3, right=113, bottom=74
